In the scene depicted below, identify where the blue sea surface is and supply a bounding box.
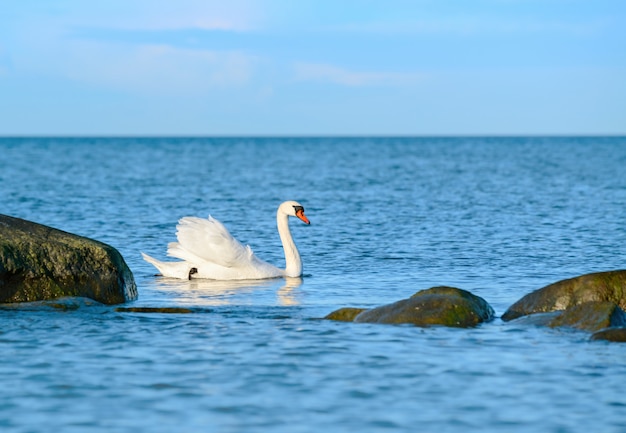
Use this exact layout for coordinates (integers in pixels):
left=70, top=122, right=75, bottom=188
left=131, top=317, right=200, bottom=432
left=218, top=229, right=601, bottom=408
left=1, top=137, right=626, bottom=432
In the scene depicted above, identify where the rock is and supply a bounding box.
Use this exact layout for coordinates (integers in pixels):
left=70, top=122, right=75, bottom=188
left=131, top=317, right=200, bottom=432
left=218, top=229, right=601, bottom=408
left=324, top=307, right=368, bottom=322
left=0, top=296, right=105, bottom=311
left=348, top=286, right=494, bottom=328
left=505, top=311, right=563, bottom=327
left=591, top=327, right=626, bottom=342
left=548, top=301, right=626, bottom=332
left=0, top=214, right=137, bottom=304
left=502, top=270, right=626, bottom=321
left=115, top=307, right=194, bottom=314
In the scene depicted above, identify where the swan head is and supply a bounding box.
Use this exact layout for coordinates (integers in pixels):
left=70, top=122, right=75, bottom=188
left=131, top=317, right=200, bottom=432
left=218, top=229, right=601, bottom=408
left=279, top=201, right=310, bottom=225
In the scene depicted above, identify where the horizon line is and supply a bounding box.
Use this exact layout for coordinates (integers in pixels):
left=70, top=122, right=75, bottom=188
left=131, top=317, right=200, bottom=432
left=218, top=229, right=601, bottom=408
left=1, top=133, right=625, bottom=139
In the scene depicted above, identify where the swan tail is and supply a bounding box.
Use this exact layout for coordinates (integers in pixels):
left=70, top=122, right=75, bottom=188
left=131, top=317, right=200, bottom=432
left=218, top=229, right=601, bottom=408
left=141, top=252, right=194, bottom=280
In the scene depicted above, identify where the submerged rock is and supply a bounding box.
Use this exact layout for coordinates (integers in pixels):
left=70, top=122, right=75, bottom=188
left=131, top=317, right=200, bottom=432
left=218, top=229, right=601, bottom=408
left=0, top=214, right=137, bottom=304
left=115, top=307, right=195, bottom=314
left=324, top=307, right=367, bottom=322
left=547, top=301, right=626, bottom=332
left=502, top=270, right=626, bottom=322
left=326, top=286, right=495, bottom=328
left=504, top=302, right=626, bottom=333
left=591, top=327, right=626, bottom=342
left=0, top=296, right=105, bottom=311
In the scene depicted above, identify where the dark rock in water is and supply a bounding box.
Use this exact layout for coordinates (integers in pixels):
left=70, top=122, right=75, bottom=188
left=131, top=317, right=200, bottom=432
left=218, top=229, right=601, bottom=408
left=502, top=270, right=626, bottom=321
left=349, top=286, right=494, bottom=328
left=505, top=311, right=563, bottom=327
left=548, top=301, right=626, bottom=332
left=324, top=307, right=368, bottom=322
left=591, top=327, right=626, bottom=342
left=0, top=214, right=137, bottom=305
left=116, top=307, right=194, bottom=314
left=0, top=296, right=105, bottom=311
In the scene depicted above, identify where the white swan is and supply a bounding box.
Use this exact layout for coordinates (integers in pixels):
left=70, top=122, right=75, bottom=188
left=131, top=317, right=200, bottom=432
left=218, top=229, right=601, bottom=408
left=142, top=201, right=310, bottom=280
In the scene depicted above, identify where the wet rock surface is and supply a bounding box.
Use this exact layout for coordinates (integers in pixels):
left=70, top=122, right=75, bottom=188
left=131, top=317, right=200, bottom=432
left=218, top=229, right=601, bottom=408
left=548, top=301, right=626, bottom=332
left=326, top=286, right=495, bottom=328
left=0, top=214, right=137, bottom=304
left=324, top=307, right=367, bottom=322
left=502, top=270, right=626, bottom=321
left=591, top=327, right=626, bottom=342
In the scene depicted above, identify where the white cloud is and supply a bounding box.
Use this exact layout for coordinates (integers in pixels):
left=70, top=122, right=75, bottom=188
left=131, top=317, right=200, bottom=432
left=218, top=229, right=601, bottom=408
left=35, top=0, right=263, bottom=33
left=3, top=1, right=263, bottom=94
left=58, top=42, right=256, bottom=94
left=293, top=62, right=424, bottom=87
left=94, top=0, right=262, bottom=32
left=336, top=16, right=610, bottom=37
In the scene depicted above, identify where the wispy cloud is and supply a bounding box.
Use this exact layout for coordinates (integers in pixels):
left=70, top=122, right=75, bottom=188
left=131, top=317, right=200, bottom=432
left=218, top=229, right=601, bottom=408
left=93, top=0, right=262, bottom=32
left=5, top=1, right=262, bottom=95
left=58, top=42, right=256, bottom=94
left=39, top=0, right=264, bottom=33
left=293, top=62, right=424, bottom=87
left=334, top=16, right=612, bottom=37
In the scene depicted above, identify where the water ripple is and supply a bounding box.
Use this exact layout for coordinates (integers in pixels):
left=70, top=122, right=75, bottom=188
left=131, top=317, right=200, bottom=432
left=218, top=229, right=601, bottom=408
left=1, top=137, right=626, bottom=432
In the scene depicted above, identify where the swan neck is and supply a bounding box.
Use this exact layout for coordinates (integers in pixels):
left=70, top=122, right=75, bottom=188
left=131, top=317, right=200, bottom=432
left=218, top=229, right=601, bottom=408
left=277, top=212, right=302, bottom=277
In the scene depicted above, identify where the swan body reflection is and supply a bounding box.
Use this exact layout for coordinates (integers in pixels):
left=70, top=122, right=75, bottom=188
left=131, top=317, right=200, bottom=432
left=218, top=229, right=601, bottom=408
left=148, top=277, right=304, bottom=306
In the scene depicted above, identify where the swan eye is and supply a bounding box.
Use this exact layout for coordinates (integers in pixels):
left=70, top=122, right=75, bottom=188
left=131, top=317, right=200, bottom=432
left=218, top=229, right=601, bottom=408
left=293, top=205, right=304, bottom=214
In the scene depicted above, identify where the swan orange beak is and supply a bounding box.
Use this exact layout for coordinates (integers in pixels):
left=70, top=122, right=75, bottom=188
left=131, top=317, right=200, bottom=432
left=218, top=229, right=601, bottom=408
left=296, top=209, right=310, bottom=225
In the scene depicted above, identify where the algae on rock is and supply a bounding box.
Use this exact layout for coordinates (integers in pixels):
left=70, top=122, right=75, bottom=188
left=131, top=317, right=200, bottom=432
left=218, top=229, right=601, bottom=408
left=326, top=286, right=495, bottom=328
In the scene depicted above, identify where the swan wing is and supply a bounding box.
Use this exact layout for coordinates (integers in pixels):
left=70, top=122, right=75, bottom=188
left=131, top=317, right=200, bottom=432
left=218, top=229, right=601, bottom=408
left=167, top=216, right=254, bottom=268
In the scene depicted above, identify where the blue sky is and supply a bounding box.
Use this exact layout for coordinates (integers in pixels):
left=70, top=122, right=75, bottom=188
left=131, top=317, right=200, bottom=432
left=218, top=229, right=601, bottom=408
left=0, top=0, right=624, bottom=135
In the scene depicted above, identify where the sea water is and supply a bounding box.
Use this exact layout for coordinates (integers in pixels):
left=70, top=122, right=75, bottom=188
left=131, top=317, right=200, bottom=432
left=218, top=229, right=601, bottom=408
left=1, top=137, right=625, bottom=432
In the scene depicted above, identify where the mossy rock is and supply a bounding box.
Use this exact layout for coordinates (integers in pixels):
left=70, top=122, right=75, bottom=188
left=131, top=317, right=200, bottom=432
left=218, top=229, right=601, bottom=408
left=548, top=301, right=626, bottom=332
left=591, top=327, right=626, bottom=342
left=0, top=214, right=137, bottom=304
left=352, top=286, right=495, bottom=328
left=324, top=307, right=368, bottom=322
left=502, top=270, right=626, bottom=321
